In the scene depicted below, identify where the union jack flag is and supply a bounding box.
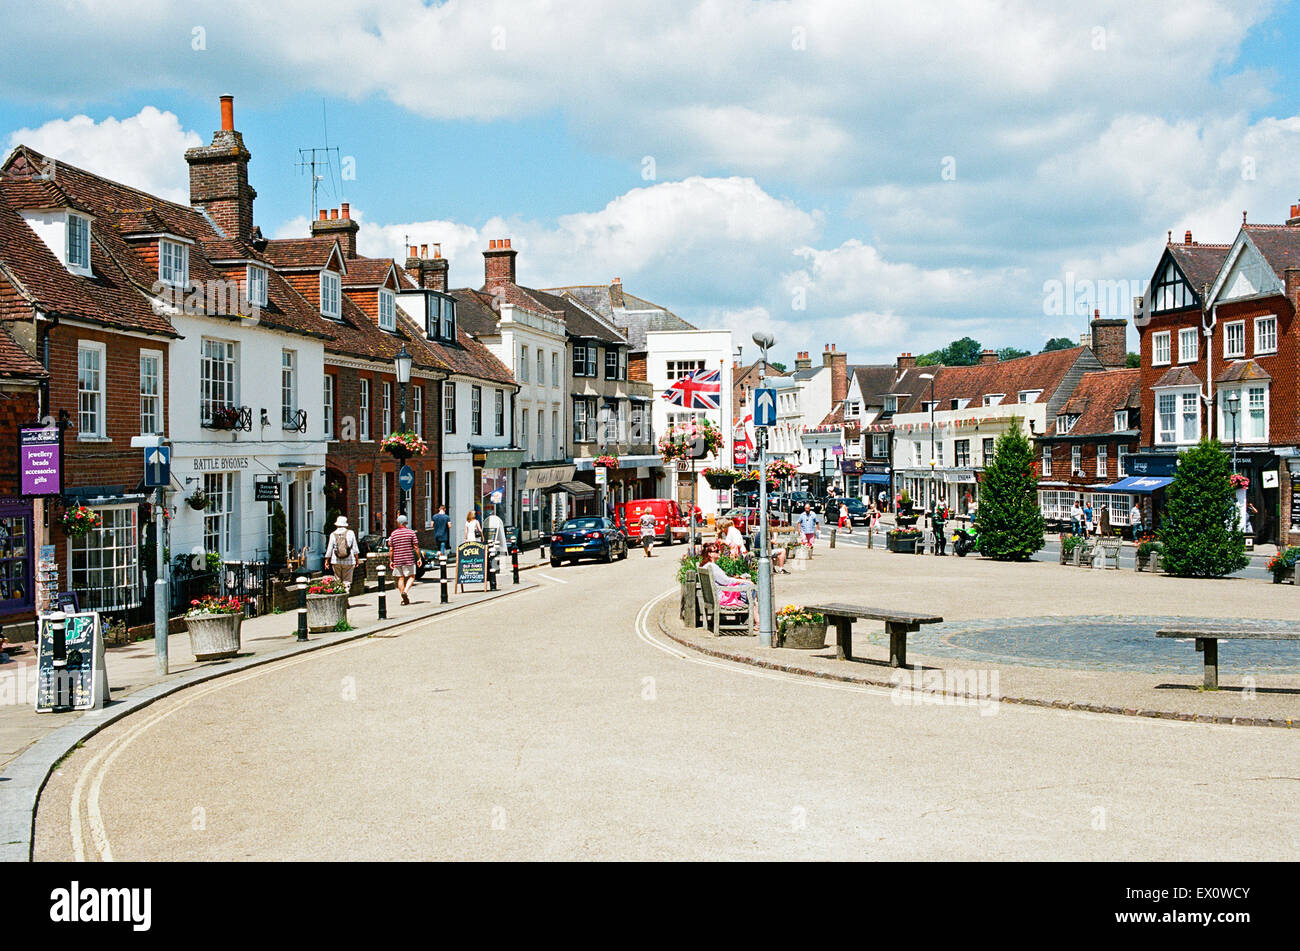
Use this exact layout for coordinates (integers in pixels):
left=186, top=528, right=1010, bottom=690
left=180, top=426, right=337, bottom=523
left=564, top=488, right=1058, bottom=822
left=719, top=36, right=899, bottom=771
left=662, top=368, right=721, bottom=410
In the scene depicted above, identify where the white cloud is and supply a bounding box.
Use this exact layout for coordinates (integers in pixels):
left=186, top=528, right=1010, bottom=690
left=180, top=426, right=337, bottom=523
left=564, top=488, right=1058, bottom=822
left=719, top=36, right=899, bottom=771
left=5, top=107, right=200, bottom=202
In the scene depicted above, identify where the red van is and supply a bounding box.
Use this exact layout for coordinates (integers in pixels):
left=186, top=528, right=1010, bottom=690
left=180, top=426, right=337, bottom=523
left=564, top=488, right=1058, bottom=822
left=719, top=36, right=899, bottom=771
left=617, top=498, right=685, bottom=546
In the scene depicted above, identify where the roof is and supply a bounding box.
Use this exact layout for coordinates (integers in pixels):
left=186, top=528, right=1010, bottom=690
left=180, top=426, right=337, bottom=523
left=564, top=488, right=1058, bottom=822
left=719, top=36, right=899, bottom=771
left=895, top=348, right=1087, bottom=413
left=1165, top=241, right=1231, bottom=293
left=733, top=360, right=785, bottom=392
left=1046, top=368, right=1139, bottom=437
left=526, top=287, right=626, bottom=344
left=261, top=238, right=345, bottom=271
left=1241, top=225, right=1300, bottom=279
left=544, top=283, right=694, bottom=350
left=340, top=258, right=398, bottom=288
left=448, top=288, right=502, bottom=337
left=1152, top=365, right=1203, bottom=388
left=852, top=364, right=896, bottom=403
left=1215, top=359, right=1272, bottom=384
left=0, top=322, right=45, bottom=379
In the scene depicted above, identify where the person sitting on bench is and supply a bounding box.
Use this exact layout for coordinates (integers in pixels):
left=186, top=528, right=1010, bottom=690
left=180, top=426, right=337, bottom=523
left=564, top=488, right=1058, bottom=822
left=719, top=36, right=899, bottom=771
left=700, top=543, right=757, bottom=628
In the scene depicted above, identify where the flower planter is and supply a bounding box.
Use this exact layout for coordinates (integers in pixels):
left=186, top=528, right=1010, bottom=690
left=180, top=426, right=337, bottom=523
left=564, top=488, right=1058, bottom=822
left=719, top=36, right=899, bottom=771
left=1271, top=566, right=1296, bottom=585
left=704, top=473, right=735, bottom=490
left=307, top=592, right=349, bottom=632
left=896, top=514, right=919, bottom=530
left=186, top=612, right=242, bottom=660
left=384, top=446, right=412, bottom=463
left=889, top=535, right=919, bottom=554
left=779, top=621, right=828, bottom=650
left=1135, top=551, right=1161, bottom=573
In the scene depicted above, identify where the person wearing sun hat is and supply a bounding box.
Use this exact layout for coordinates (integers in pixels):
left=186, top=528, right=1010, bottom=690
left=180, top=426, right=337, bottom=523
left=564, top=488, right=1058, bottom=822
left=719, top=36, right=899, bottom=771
left=324, top=515, right=360, bottom=587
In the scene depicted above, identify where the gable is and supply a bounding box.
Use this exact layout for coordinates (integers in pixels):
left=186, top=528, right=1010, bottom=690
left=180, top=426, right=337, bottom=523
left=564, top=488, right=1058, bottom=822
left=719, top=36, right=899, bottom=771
left=1213, top=236, right=1284, bottom=305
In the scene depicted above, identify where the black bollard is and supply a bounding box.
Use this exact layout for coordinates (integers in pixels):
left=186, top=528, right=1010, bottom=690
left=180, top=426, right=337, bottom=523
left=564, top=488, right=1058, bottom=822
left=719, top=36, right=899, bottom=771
left=296, top=575, right=308, bottom=641
left=489, top=546, right=498, bottom=591
left=439, top=551, right=449, bottom=604
left=511, top=545, right=520, bottom=585
left=377, top=566, right=387, bottom=620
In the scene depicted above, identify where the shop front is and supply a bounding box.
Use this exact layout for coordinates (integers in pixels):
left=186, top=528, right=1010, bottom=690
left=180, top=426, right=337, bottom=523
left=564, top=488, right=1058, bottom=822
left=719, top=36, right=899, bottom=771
left=575, top=455, right=663, bottom=516
left=518, top=463, right=575, bottom=546
left=473, top=447, right=525, bottom=525
left=0, top=497, right=35, bottom=625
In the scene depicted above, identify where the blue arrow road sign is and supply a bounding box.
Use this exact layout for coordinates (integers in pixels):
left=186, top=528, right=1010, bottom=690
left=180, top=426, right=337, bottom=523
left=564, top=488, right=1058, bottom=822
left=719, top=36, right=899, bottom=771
left=754, top=388, right=776, bottom=426
left=144, top=445, right=171, bottom=488
left=398, top=465, right=415, bottom=492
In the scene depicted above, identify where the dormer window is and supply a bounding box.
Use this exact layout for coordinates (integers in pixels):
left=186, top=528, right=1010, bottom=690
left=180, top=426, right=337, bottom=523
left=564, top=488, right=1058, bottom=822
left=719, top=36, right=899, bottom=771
left=246, top=265, right=268, bottom=308
left=159, top=239, right=188, bottom=288
left=1057, top=414, right=1077, bottom=434
left=378, top=289, right=396, bottom=331
left=883, top=395, right=898, bottom=413
left=1018, top=389, right=1041, bottom=404
left=1114, top=410, right=1128, bottom=432
left=439, top=296, right=456, bottom=340
left=983, top=394, right=1004, bottom=407
left=320, top=271, right=341, bottom=319
left=66, top=213, right=90, bottom=273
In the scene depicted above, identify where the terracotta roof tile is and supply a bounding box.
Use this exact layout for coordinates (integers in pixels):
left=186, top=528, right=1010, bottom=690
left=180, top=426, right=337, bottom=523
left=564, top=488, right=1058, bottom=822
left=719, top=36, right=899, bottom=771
left=1153, top=365, right=1202, bottom=388
left=0, top=322, right=45, bottom=378
left=1215, top=359, right=1271, bottom=384
left=896, top=348, right=1087, bottom=413
left=1049, top=368, right=1139, bottom=436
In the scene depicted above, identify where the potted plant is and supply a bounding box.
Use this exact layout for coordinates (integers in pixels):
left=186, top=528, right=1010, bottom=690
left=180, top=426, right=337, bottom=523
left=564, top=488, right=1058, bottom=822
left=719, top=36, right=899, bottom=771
left=702, top=466, right=738, bottom=489
left=776, top=604, right=827, bottom=649
left=594, top=454, right=619, bottom=470
left=186, top=488, right=211, bottom=511
left=1135, top=539, right=1164, bottom=573
left=205, top=405, right=242, bottom=430
left=658, top=418, right=723, bottom=463
left=767, top=459, right=796, bottom=482
left=381, top=430, right=429, bottom=461
left=887, top=527, right=922, bottom=553
left=185, top=594, right=244, bottom=660
left=59, top=504, right=101, bottom=538
left=305, top=575, right=350, bottom=632
left=1267, top=546, right=1300, bottom=584
left=1061, top=533, right=1083, bottom=565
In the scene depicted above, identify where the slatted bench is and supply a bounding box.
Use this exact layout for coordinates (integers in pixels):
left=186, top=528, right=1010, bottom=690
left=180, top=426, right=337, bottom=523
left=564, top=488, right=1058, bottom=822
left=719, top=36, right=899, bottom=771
left=805, top=602, right=944, bottom=667
left=1156, top=626, right=1300, bottom=688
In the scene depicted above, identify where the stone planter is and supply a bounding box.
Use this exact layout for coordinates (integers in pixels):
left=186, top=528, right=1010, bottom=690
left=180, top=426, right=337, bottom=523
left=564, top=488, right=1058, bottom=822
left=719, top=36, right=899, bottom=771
left=1270, top=566, right=1295, bottom=585
left=779, top=621, right=828, bottom=650
left=1135, top=551, right=1161, bottom=573
left=306, top=592, right=349, bottom=632
left=680, top=572, right=700, bottom=626
left=888, top=534, right=919, bottom=554
left=186, top=612, right=242, bottom=660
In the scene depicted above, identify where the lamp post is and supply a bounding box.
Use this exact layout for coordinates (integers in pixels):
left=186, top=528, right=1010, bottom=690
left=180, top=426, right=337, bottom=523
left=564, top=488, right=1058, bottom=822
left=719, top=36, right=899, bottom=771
left=394, top=345, right=413, bottom=517
left=752, top=331, right=775, bottom=650
left=1226, top=389, right=1240, bottom=475
left=919, top=372, right=936, bottom=512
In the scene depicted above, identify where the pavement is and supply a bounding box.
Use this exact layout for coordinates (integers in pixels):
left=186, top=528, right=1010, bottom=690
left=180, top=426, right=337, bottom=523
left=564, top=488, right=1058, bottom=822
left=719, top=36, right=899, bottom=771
left=26, top=540, right=1300, bottom=862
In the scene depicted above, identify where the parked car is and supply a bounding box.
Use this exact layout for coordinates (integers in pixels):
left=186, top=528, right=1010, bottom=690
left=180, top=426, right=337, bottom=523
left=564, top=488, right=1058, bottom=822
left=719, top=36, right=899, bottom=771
left=550, top=517, right=628, bottom=566
left=826, top=497, right=870, bottom=526
left=616, top=498, right=685, bottom=545
left=360, top=533, right=440, bottom=579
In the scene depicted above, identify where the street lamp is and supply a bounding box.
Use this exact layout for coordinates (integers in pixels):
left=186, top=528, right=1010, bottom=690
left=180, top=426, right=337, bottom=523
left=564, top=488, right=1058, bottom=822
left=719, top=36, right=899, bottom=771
left=394, top=345, right=413, bottom=517
left=751, top=330, right=775, bottom=650
left=919, top=372, right=936, bottom=513
left=1225, top=389, right=1240, bottom=474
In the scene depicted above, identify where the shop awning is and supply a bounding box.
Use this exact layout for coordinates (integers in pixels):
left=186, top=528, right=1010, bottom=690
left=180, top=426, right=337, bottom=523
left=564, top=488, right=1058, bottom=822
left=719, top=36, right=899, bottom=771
left=796, top=462, right=820, bottom=474
left=1103, top=476, right=1172, bottom=494
left=859, top=472, right=891, bottom=484
left=551, top=480, right=596, bottom=499
left=523, top=464, right=575, bottom=491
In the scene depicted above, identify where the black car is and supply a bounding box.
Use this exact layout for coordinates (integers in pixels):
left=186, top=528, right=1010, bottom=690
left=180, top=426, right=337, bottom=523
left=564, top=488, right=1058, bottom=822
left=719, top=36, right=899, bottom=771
left=826, top=497, right=870, bottom=526
left=549, top=517, right=628, bottom=566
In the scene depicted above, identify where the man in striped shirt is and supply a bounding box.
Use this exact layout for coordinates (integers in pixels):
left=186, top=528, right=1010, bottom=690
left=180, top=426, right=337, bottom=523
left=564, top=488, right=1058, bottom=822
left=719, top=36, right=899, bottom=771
left=388, top=514, right=422, bottom=605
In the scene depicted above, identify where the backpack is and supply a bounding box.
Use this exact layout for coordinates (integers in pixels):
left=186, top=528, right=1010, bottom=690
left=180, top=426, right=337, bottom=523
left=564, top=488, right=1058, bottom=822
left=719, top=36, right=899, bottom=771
left=332, top=530, right=351, bottom=561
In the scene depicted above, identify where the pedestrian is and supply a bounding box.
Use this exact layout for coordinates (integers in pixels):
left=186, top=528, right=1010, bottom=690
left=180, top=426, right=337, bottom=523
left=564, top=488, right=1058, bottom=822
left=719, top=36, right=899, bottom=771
left=722, top=517, right=747, bottom=558
left=485, top=505, right=508, bottom=555
left=797, top=503, right=819, bottom=551
left=1083, top=499, right=1095, bottom=536
left=323, top=515, right=359, bottom=588
left=839, top=502, right=853, bottom=534
left=1130, top=501, right=1143, bottom=539
left=932, top=504, right=947, bottom=556
left=464, top=509, right=483, bottom=543
left=387, top=514, right=422, bottom=605
left=431, top=504, right=451, bottom=556
left=879, top=489, right=888, bottom=511
left=1070, top=498, right=1084, bottom=536
left=638, top=508, right=657, bottom=557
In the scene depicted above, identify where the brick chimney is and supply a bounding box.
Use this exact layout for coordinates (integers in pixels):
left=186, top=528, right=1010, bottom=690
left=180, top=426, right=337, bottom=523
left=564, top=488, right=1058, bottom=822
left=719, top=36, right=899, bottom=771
left=978, top=349, right=998, bottom=365
left=1185, top=230, right=1193, bottom=245
left=896, top=352, right=917, bottom=372
left=405, top=242, right=448, bottom=292
left=311, top=202, right=359, bottom=258
left=483, top=238, right=517, bottom=287
left=185, top=95, right=257, bottom=241
left=1090, top=309, right=1128, bottom=370
left=1288, top=202, right=1300, bottom=227
left=609, top=277, right=624, bottom=308
left=822, top=343, right=848, bottom=407
left=794, top=351, right=812, bottom=371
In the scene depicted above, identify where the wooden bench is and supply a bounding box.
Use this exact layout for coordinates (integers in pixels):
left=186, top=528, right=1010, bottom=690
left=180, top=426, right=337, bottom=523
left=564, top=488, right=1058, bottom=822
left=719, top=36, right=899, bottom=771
left=805, top=602, right=944, bottom=667
left=697, top=570, right=752, bottom=635
left=1156, top=626, right=1300, bottom=688
left=1095, top=539, right=1121, bottom=569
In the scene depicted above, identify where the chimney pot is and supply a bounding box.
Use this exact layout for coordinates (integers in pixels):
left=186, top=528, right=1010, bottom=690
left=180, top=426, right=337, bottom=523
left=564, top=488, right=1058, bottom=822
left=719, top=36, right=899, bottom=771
left=409, top=245, right=418, bottom=258
left=1185, top=230, right=1192, bottom=245
left=318, top=209, right=328, bottom=221
left=433, top=243, right=441, bottom=258
left=504, top=238, right=511, bottom=248
left=341, top=202, right=350, bottom=220
left=419, top=244, right=428, bottom=257
left=613, top=277, right=621, bottom=284
left=329, top=208, right=338, bottom=220
left=219, top=95, right=234, bottom=131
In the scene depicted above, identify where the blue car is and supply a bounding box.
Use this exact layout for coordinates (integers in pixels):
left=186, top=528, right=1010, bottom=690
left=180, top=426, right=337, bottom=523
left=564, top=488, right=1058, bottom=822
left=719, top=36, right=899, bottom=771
left=549, top=516, right=628, bottom=566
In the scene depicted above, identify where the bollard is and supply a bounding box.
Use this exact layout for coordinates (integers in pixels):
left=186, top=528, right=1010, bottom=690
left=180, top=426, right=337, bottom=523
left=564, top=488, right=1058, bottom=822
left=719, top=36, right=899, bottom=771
left=829, top=528, right=837, bottom=549
left=377, top=565, right=387, bottom=620
left=489, top=545, right=498, bottom=591
left=511, top=545, right=520, bottom=585
left=867, top=526, right=874, bottom=549
left=296, top=575, right=308, bottom=641
left=439, top=551, right=449, bottom=604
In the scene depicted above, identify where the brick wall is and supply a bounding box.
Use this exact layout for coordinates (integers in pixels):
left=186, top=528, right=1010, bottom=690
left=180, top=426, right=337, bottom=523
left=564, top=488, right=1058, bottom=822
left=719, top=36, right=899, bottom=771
left=0, top=384, right=41, bottom=495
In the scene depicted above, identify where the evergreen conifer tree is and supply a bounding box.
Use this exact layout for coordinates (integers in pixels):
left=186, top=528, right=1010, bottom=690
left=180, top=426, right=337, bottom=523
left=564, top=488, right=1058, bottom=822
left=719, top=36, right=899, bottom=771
left=973, top=422, right=1044, bottom=560
left=1159, top=439, right=1248, bottom=577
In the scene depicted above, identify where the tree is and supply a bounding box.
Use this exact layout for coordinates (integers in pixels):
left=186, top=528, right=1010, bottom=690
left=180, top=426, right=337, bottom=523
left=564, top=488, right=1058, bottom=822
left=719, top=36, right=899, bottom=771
left=918, top=336, right=983, bottom=367
left=270, top=501, right=287, bottom=567
left=973, top=421, right=1044, bottom=560
left=1041, top=337, right=1075, bottom=352
left=998, top=346, right=1030, bottom=361
left=1126, top=352, right=1139, bottom=368
left=1159, top=439, right=1248, bottom=578
left=769, top=361, right=788, bottom=373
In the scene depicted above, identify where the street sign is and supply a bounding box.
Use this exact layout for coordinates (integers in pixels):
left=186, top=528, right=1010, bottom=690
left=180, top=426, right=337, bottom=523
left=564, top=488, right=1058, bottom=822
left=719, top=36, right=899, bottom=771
left=254, top=480, right=281, bottom=502
left=19, top=426, right=62, bottom=496
left=595, top=467, right=607, bottom=487
left=754, top=388, right=776, bottom=426
left=456, top=541, right=488, bottom=592
left=398, top=465, right=415, bottom=492
left=143, top=445, right=171, bottom=488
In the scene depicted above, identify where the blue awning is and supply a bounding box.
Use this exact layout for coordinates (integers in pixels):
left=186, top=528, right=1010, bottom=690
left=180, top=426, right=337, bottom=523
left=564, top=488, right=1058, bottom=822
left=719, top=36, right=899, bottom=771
left=1103, top=476, right=1172, bottom=494
left=859, top=472, right=891, bottom=485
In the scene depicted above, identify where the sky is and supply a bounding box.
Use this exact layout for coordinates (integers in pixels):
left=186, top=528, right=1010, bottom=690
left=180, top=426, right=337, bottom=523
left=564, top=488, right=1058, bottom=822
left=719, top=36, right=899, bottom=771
left=3, top=0, right=1300, bottom=366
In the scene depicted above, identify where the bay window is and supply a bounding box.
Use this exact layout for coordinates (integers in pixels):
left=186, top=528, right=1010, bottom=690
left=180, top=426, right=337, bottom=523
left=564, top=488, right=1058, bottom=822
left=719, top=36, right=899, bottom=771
left=68, top=505, right=139, bottom=611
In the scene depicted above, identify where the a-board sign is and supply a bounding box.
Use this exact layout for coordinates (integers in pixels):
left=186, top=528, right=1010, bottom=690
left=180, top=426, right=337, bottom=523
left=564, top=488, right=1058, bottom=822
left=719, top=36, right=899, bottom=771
left=254, top=480, right=281, bottom=502
left=35, top=611, right=109, bottom=712
left=456, top=541, right=488, bottom=591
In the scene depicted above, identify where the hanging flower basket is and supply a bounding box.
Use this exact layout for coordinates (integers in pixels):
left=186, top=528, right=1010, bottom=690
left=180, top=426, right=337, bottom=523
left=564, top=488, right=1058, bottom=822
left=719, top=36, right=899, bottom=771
left=205, top=406, right=242, bottom=430
left=186, top=489, right=211, bottom=511
left=658, top=418, right=723, bottom=462
left=59, top=505, right=101, bottom=538
left=381, top=430, right=428, bottom=460
left=766, top=459, right=797, bottom=482
left=593, top=454, right=619, bottom=469
left=702, top=466, right=740, bottom=489
left=1229, top=473, right=1250, bottom=490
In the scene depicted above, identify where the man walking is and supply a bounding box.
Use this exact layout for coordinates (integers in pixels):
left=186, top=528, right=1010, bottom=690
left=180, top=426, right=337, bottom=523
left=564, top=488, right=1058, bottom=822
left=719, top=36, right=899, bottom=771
left=324, top=515, right=359, bottom=587
left=431, top=504, right=451, bottom=556
left=797, top=503, right=820, bottom=552
left=387, top=514, right=421, bottom=605
left=932, top=504, right=947, bottom=556
left=639, top=508, right=658, bottom=556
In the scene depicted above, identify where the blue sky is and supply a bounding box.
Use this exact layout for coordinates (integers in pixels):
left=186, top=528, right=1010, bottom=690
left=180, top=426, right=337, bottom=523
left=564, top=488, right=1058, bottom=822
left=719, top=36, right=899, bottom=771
left=3, top=1, right=1300, bottom=366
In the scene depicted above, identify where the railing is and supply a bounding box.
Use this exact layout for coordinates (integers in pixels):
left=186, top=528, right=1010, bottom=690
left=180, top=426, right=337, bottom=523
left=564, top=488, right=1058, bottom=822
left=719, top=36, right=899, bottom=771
left=218, top=560, right=273, bottom=617
left=201, top=405, right=253, bottom=432
left=282, top=408, right=308, bottom=433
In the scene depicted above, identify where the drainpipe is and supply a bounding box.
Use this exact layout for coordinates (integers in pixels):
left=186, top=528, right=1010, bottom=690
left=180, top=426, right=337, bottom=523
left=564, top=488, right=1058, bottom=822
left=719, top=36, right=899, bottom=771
left=1202, top=283, right=1215, bottom=440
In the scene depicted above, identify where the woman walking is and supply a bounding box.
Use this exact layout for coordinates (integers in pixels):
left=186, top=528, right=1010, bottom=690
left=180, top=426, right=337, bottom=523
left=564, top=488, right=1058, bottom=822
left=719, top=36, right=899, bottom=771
left=463, top=509, right=483, bottom=543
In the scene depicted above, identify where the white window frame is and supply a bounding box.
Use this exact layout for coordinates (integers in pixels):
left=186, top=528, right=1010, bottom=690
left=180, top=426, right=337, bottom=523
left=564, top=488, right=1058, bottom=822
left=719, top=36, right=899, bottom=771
left=439, top=297, right=455, bottom=340
left=382, top=381, right=392, bottom=438
left=983, top=394, right=1004, bottom=407
left=1114, top=410, right=1128, bottom=432
left=357, top=473, right=371, bottom=535
left=200, top=337, right=237, bottom=423
left=412, top=385, right=423, bottom=436
left=77, top=341, right=106, bottom=439
left=1219, top=385, right=1269, bottom=444
left=159, top=239, right=189, bottom=288
left=67, top=505, right=139, bottom=611
left=1224, top=320, right=1245, bottom=359
left=1152, top=331, right=1171, bottom=366
left=521, top=408, right=530, bottom=451
left=66, top=213, right=91, bottom=273
left=202, top=472, right=235, bottom=557
left=552, top=352, right=559, bottom=389
left=320, top=270, right=341, bottom=319
left=1041, top=445, right=1052, bottom=477
left=425, top=471, right=434, bottom=527
left=359, top=379, right=371, bottom=440
left=378, top=288, right=396, bottom=331
left=1255, top=315, right=1277, bottom=355
left=537, top=407, right=544, bottom=454
left=323, top=374, right=335, bottom=440
left=1096, top=445, right=1107, bottom=478
left=281, top=349, right=297, bottom=427
left=494, top=389, right=505, bottom=437
left=1178, top=327, right=1198, bottom=363
left=1018, top=390, right=1041, bottom=404
left=1071, top=445, right=1082, bottom=475
left=1156, top=386, right=1200, bottom=445
left=471, top=386, right=482, bottom=436
left=1117, top=448, right=1128, bottom=478
left=519, top=345, right=529, bottom=382
left=444, top=381, right=456, bottom=434
left=246, top=265, right=268, bottom=308
left=139, top=349, right=163, bottom=436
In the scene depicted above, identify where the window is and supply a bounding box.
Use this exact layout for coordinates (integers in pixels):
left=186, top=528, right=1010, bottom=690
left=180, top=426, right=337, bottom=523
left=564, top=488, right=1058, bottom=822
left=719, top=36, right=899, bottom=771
left=1181, top=390, right=1199, bottom=442
left=439, top=296, right=455, bottom=340
left=320, top=271, right=341, bottom=318
left=519, top=345, right=530, bottom=382
left=935, top=442, right=944, bottom=466
left=1223, top=385, right=1269, bottom=443
left=66, top=213, right=90, bottom=272
left=382, top=382, right=392, bottom=437
left=1152, top=331, right=1171, bottom=365
left=605, top=348, right=622, bottom=380
left=139, top=350, right=163, bottom=435
left=1224, top=321, right=1245, bottom=359
left=68, top=506, right=139, bottom=611
left=521, top=409, right=530, bottom=451
left=77, top=342, right=104, bottom=438
left=443, top=381, right=456, bottom=434
left=537, top=349, right=545, bottom=386
left=847, top=401, right=861, bottom=417
left=552, top=411, right=559, bottom=458
left=378, top=289, right=396, bottom=331
left=1114, top=410, right=1128, bottom=432
left=872, top=434, right=888, bottom=457
left=1157, top=389, right=1200, bottom=444
left=573, top=398, right=595, bottom=442
left=494, top=389, right=505, bottom=436
left=573, top=343, right=598, bottom=378
left=425, top=471, right=434, bottom=527
left=246, top=265, right=268, bottom=308
left=357, top=473, right=370, bottom=535
left=884, top=395, right=898, bottom=412
left=202, top=473, right=234, bottom=557
left=537, top=409, right=545, bottom=455
left=471, top=386, right=482, bottom=436
left=1096, top=445, right=1107, bottom=478
left=1117, top=448, right=1127, bottom=477
left=552, top=352, right=559, bottom=388
left=954, top=439, right=970, bottom=467
left=200, top=338, right=236, bottom=423
left=1071, top=445, right=1082, bottom=474
left=1041, top=445, right=1052, bottom=477
left=1255, top=315, right=1277, bottom=354
left=983, top=394, right=1003, bottom=407
left=1018, top=390, right=1041, bottom=404
left=912, top=442, right=922, bottom=467
left=1152, top=260, right=1194, bottom=312
left=159, top=239, right=188, bottom=288
left=413, top=385, right=423, bottom=436
left=281, top=350, right=297, bottom=427
left=324, top=375, right=335, bottom=439
left=1178, top=327, right=1198, bottom=363
left=1157, top=392, right=1177, bottom=444
left=666, top=359, right=704, bottom=380
left=982, top=437, right=995, bottom=462
left=617, top=401, right=629, bottom=441
left=1057, top=415, right=1076, bottom=434
left=359, top=379, right=371, bottom=440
